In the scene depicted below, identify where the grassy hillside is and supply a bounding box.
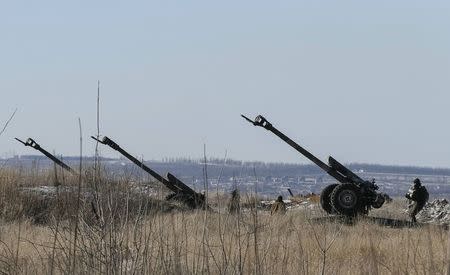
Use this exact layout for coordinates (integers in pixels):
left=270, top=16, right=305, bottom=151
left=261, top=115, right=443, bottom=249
left=0, top=168, right=448, bottom=274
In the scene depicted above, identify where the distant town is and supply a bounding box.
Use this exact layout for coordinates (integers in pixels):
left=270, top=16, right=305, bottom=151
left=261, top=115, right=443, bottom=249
left=3, top=155, right=450, bottom=199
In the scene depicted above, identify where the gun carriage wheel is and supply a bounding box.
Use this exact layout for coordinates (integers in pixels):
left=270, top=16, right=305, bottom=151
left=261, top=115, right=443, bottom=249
left=371, top=194, right=385, bottom=209
left=320, top=184, right=338, bottom=214
left=330, top=183, right=363, bottom=216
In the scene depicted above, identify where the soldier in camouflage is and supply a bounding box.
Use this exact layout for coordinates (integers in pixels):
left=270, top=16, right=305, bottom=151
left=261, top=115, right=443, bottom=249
left=228, top=189, right=240, bottom=214
left=270, top=195, right=287, bottom=215
left=405, top=178, right=429, bottom=222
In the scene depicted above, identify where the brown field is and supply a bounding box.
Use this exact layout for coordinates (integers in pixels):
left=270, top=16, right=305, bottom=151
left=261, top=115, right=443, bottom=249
left=0, top=167, right=449, bottom=274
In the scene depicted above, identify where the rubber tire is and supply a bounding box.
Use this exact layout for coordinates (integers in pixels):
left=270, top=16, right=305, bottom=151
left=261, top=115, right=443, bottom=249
left=320, top=184, right=339, bottom=214
left=330, top=183, right=362, bottom=217
left=371, top=194, right=385, bottom=209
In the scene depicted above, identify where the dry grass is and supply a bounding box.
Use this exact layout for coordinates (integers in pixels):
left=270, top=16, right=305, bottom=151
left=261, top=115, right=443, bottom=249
left=0, top=167, right=449, bottom=274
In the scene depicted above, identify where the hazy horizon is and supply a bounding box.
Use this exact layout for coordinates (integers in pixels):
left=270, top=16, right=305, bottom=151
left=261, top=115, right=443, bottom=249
left=1, top=1, right=449, bottom=167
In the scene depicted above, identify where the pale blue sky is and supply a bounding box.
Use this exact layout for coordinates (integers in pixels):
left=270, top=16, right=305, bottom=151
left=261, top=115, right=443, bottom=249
left=1, top=1, right=449, bottom=167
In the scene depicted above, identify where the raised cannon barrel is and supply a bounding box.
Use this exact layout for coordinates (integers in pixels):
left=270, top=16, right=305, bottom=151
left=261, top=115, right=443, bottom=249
left=15, top=137, right=76, bottom=175
left=92, top=135, right=206, bottom=209
left=241, top=115, right=349, bottom=183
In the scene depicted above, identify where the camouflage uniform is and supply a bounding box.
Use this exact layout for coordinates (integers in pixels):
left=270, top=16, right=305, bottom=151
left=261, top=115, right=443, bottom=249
left=270, top=196, right=287, bottom=215
left=405, top=178, right=429, bottom=222
left=228, top=189, right=240, bottom=214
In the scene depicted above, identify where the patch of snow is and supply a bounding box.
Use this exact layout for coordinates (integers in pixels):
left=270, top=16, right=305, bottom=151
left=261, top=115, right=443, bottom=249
left=417, top=199, right=450, bottom=224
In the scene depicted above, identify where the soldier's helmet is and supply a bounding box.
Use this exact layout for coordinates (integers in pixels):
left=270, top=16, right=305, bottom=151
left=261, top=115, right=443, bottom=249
left=277, top=195, right=283, bottom=202
left=413, top=178, right=421, bottom=187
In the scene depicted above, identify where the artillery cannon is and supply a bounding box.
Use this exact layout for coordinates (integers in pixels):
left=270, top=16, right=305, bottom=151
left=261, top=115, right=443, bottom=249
left=15, top=137, right=76, bottom=175
left=92, top=136, right=206, bottom=209
left=242, top=114, right=385, bottom=216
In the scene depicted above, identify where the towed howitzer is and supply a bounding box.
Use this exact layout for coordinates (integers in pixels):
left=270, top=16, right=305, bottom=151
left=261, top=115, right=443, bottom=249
left=15, top=138, right=76, bottom=175
left=91, top=136, right=206, bottom=209
left=242, top=114, right=385, bottom=216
